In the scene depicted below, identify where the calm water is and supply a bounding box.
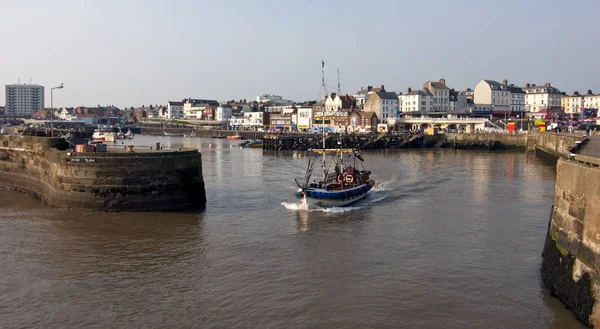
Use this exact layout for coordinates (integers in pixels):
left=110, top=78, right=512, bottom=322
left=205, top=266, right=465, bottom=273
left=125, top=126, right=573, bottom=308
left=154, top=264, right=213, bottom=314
left=0, top=136, right=586, bottom=329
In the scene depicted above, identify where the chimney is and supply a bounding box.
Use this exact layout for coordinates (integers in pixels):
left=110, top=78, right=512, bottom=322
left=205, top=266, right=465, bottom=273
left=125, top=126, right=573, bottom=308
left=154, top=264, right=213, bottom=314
left=587, top=89, right=593, bottom=95
left=381, top=85, right=385, bottom=92
left=525, top=83, right=530, bottom=88
left=367, top=86, right=373, bottom=92
left=439, top=78, right=446, bottom=85
left=545, top=82, right=551, bottom=87
left=503, top=79, right=508, bottom=86
left=408, top=87, right=412, bottom=93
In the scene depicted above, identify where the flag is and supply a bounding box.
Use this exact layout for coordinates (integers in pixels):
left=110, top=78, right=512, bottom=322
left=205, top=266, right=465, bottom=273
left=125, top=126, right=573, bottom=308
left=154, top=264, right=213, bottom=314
left=322, top=60, right=324, bottom=68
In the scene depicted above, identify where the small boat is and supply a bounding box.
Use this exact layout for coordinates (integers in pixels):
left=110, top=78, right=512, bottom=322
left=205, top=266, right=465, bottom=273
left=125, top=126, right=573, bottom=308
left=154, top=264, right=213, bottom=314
left=92, top=128, right=116, bottom=143
left=295, top=148, right=375, bottom=208
left=227, top=133, right=243, bottom=140
left=125, top=129, right=134, bottom=139
left=239, top=140, right=263, bottom=148
left=216, top=135, right=226, bottom=139
left=116, top=130, right=125, bottom=139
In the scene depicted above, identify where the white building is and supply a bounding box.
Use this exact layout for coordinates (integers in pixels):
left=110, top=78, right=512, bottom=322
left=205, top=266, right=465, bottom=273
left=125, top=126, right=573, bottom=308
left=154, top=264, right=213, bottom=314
left=561, top=90, right=600, bottom=116
left=296, top=106, right=313, bottom=131
left=58, top=108, right=73, bottom=121
left=473, top=79, right=510, bottom=114
left=256, top=94, right=293, bottom=106
left=216, top=105, right=233, bottom=122
left=166, top=101, right=184, bottom=119
left=183, top=98, right=219, bottom=119
left=5, top=83, right=45, bottom=117
left=423, top=79, right=450, bottom=112
left=523, top=83, right=562, bottom=113
left=399, top=88, right=432, bottom=113
left=353, top=87, right=368, bottom=109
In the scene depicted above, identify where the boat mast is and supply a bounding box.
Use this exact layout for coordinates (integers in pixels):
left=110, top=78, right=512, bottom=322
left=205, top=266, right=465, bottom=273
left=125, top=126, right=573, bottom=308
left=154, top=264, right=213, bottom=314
left=321, top=60, right=327, bottom=181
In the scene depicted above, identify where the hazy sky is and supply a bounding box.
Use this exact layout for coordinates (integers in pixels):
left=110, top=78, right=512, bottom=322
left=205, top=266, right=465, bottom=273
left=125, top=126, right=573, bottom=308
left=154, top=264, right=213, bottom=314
left=1, top=0, right=599, bottom=108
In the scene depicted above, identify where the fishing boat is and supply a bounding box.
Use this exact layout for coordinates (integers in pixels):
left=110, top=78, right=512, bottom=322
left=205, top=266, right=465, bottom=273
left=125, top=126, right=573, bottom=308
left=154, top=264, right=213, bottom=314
left=92, top=128, right=116, bottom=142
left=239, top=140, right=263, bottom=148
left=295, top=148, right=375, bottom=208
left=293, top=60, right=374, bottom=208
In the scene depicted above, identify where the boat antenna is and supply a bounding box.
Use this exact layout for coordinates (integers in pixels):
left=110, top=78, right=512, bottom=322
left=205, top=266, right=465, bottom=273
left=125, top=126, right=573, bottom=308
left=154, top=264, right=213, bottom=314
left=337, top=67, right=341, bottom=95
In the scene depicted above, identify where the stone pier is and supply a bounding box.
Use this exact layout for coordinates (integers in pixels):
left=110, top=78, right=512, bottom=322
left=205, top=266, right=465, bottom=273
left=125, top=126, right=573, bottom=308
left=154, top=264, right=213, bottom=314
left=542, top=135, right=600, bottom=327
left=0, top=135, right=206, bottom=211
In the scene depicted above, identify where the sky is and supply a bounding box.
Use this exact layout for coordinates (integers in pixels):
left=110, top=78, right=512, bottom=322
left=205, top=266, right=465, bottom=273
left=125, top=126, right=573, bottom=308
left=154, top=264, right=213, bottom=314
left=1, top=0, right=599, bottom=108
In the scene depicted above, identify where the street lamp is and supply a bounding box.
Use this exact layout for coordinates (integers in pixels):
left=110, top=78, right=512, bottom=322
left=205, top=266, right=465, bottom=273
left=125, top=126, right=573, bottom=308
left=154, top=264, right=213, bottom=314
left=50, top=83, right=64, bottom=137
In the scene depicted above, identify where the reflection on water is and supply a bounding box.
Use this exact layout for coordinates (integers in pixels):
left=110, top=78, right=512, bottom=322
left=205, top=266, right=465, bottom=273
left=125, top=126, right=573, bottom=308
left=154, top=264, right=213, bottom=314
left=0, top=136, right=586, bottom=329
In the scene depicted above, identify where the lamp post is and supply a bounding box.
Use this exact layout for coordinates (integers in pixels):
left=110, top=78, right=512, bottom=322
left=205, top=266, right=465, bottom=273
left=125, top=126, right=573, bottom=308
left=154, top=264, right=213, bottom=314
left=50, top=83, right=64, bottom=137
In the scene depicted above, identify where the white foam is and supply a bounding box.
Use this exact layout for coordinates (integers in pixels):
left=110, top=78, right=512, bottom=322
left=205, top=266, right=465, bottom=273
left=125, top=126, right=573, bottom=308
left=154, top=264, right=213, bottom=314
left=281, top=188, right=388, bottom=213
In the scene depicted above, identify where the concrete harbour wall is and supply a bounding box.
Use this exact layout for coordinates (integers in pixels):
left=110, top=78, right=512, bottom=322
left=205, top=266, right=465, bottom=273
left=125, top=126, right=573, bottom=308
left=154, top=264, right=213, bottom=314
left=542, top=155, right=600, bottom=327
left=0, top=135, right=206, bottom=211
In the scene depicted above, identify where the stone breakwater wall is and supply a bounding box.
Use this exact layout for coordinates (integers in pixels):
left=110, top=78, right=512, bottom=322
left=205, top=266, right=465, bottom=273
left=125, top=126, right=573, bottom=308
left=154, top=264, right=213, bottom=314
left=445, top=132, right=527, bottom=147
left=0, top=135, right=206, bottom=211
left=542, top=155, right=600, bottom=327
left=445, top=132, right=583, bottom=154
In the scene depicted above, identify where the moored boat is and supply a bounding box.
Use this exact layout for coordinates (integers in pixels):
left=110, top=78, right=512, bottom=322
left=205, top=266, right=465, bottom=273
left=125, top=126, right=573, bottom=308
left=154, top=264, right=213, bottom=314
left=92, top=128, right=116, bottom=143
left=239, top=140, right=263, bottom=148
left=125, top=129, right=134, bottom=139
left=227, top=133, right=243, bottom=140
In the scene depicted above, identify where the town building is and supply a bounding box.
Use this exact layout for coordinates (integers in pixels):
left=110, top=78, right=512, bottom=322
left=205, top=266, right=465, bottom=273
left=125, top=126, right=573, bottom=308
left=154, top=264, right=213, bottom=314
left=353, top=87, right=369, bottom=109
left=423, top=79, right=450, bottom=112
left=5, top=83, right=45, bottom=117
left=360, top=112, right=378, bottom=130
left=183, top=98, right=219, bottom=119
left=76, top=113, right=98, bottom=125
left=363, top=90, right=399, bottom=124
left=462, top=88, right=474, bottom=101
left=269, top=113, right=293, bottom=132
left=167, top=101, right=184, bottom=119
left=58, top=108, right=74, bottom=121
left=399, top=88, right=432, bottom=113
left=473, top=79, right=511, bottom=115
left=323, top=93, right=354, bottom=112
left=561, top=90, right=600, bottom=118
left=215, top=105, right=233, bottom=122
left=296, top=106, right=313, bottom=131
left=506, top=81, right=525, bottom=115
left=449, top=89, right=467, bottom=113
left=256, top=94, right=293, bottom=106
left=523, top=83, right=562, bottom=113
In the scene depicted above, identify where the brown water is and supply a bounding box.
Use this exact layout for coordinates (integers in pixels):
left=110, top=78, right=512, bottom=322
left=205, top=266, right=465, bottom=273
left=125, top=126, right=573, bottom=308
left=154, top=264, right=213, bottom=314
left=0, top=136, right=587, bottom=329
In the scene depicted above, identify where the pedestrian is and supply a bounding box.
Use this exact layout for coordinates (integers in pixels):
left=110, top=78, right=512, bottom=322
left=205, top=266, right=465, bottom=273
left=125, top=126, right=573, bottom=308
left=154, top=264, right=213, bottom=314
left=586, top=125, right=591, bottom=136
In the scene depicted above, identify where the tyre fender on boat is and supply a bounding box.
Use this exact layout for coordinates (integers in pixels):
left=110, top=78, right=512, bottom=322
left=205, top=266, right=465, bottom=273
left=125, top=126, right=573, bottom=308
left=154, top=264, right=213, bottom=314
left=345, top=175, right=353, bottom=183
left=337, top=175, right=343, bottom=183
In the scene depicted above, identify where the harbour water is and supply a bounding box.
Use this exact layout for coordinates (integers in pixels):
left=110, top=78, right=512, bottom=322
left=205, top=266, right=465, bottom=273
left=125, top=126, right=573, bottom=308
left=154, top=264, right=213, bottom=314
left=0, top=136, right=587, bottom=328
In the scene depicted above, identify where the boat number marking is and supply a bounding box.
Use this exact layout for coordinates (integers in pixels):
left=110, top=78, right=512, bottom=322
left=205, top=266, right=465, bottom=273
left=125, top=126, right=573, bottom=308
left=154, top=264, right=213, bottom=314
left=69, top=157, right=97, bottom=163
